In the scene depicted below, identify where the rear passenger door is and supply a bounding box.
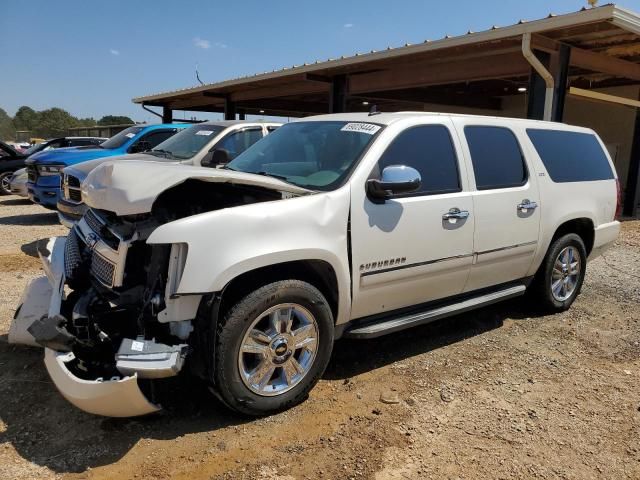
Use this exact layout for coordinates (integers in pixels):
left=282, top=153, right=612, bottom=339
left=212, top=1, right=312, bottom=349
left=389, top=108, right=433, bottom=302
left=457, top=121, right=541, bottom=292
left=350, top=121, right=475, bottom=319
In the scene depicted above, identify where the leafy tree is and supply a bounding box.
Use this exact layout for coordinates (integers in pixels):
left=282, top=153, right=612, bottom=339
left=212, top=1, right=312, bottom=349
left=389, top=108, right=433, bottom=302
left=0, top=108, right=16, bottom=140
left=98, top=115, right=134, bottom=126
left=13, top=106, right=38, bottom=132
left=34, top=108, right=79, bottom=138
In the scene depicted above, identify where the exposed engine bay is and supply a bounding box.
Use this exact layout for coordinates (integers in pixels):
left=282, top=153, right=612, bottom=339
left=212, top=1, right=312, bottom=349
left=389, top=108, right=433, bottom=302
left=27, top=180, right=287, bottom=388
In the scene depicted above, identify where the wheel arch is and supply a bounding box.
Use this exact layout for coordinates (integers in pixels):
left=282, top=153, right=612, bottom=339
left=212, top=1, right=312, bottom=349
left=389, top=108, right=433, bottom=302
left=550, top=217, right=595, bottom=256
left=218, top=259, right=342, bottom=325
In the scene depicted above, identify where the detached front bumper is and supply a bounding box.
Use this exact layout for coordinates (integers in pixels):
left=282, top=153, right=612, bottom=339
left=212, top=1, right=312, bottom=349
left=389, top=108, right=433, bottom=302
left=9, top=236, right=161, bottom=417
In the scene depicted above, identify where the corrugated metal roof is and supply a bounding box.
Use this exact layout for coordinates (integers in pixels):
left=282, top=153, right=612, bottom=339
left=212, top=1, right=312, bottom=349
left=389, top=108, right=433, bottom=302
left=133, top=4, right=640, bottom=104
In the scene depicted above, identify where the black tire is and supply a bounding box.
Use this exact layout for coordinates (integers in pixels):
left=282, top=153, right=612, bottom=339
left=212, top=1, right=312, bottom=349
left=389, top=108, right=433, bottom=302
left=0, top=171, right=13, bottom=195
left=213, top=280, right=334, bottom=416
left=530, top=233, right=587, bottom=312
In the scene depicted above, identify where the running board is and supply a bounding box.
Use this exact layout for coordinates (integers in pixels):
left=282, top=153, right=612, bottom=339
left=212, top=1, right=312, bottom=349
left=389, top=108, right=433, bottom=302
left=344, top=285, right=526, bottom=339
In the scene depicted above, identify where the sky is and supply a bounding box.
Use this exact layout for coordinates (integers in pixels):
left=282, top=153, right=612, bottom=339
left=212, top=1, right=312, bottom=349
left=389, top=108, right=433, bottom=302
left=2, top=0, right=640, bottom=124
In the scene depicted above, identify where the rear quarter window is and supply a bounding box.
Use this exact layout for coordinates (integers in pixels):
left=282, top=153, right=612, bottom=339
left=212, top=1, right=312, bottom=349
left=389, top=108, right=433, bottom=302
left=526, top=129, right=614, bottom=182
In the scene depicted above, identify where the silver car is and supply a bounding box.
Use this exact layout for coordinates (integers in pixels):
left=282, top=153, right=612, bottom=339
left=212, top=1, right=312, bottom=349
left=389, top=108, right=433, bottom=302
left=8, top=168, right=28, bottom=197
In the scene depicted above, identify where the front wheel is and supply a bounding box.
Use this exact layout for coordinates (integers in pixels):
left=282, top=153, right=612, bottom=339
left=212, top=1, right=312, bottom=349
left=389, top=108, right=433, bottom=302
left=214, top=280, right=334, bottom=415
left=530, top=233, right=587, bottom=312
left=0, top=172, right=13, bottom=195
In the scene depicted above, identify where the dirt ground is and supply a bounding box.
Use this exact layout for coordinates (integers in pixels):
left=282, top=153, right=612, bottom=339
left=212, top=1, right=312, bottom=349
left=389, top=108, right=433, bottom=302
left=0, top=194, right=638, bottom=480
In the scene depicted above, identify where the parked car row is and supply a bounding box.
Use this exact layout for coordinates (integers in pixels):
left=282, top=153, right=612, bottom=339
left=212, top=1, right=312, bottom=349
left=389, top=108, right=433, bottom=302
left=8, top=111, right=621, bottom=419
left=0, top=137, right=107, bottom=195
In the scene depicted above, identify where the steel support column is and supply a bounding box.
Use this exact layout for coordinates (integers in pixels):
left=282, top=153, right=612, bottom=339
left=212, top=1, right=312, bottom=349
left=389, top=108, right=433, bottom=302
left=238, top=109, right=246, bottom=120
left=224, top=97, right=236, bottom=120
left=624, top=104, right=640, bottom=217
left=329, top=75, right=348, bottom=113
left=526, top=46, right=570, bottom=122
left=162, top=106, right=172, bottom=124
left=551, top=44, right=571, bottom=122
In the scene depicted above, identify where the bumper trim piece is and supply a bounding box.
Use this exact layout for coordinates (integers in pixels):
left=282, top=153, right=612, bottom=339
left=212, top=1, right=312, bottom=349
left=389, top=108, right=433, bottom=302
left=45, top=348, right=161, bottom=417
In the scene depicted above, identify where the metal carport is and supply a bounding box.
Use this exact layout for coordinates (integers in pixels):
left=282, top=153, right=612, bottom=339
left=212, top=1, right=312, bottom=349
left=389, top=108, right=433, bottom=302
left=133, top=4, right=640, bottom=216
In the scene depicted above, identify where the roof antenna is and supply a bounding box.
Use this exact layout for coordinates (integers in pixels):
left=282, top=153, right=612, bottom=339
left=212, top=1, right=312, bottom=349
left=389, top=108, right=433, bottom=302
left=368, top=104, right=380, bottom=116
left=195, top=63, right=204, bottom=85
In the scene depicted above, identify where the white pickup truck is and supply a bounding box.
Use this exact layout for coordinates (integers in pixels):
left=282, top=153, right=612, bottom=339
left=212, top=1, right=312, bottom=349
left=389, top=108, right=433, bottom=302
left=10, top=112, right=620, bottom=417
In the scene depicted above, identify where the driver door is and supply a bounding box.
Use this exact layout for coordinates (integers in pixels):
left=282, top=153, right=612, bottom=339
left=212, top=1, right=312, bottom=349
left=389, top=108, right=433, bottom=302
left=350, top=121, right=475, bottom=319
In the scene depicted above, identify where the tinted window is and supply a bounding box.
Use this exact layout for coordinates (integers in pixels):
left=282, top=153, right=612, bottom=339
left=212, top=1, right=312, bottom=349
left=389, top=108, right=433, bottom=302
left=465, top=126, right=527, bottom=190
left=148, top=124, right=225, bottom=160
left=100, top=126, right=145, bottom=149
left=377, top=125, right=460, bottom=195
left=527, top=129, right=613, bottom=182
left=218, top=128, right=264, bottom=160
left=139, top=130, right=177, bottom=149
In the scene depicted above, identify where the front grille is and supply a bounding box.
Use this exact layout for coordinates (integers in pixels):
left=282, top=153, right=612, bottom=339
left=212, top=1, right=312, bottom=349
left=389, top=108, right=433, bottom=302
left=90, top=252, right=116, bottom=286
left=84, top=210, right=119, bottom=250
left=27, top=166, right=37, bottom=183
left=64, top=229, right=83, bottom=280
left=62, top=173, right=83, bottom=203
left=68, top=188, right=82, bottom=202
left=67, top=175, right=81, bottom=187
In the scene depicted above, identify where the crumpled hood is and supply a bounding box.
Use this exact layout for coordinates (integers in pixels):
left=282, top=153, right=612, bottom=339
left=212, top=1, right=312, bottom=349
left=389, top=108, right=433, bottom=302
left=83, top=160, right=312, bottom=216
left=63, top=153, right=163, bottom=181
left=27, top=146, right=119, bottom=166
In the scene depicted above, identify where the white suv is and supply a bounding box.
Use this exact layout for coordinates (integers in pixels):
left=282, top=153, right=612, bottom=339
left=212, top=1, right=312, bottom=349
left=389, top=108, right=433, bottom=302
left=10, top=112, right=621, bottom=417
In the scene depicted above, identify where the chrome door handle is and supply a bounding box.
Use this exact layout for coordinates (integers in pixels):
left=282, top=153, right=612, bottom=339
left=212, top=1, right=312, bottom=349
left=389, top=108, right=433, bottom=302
left=517, top=199, right=538, bottom=211
left=442, top=208, right=470, bottom=220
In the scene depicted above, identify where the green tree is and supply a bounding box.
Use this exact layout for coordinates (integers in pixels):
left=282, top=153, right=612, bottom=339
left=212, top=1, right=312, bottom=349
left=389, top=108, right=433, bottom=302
left=13, top=106, right=38, bottom=132
left=34, top=108, right=79, bottom=138
left=0, top=108, right=16, bottom=141
left=98, top=115, right=134, bottom=126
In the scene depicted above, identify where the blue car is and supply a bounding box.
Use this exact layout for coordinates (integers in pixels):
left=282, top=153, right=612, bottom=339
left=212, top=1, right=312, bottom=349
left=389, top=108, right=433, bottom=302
left=26, top=123, right=188, bottom=208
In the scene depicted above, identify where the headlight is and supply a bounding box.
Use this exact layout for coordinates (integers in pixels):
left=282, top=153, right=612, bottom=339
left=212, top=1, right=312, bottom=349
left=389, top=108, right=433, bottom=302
left=37, top=165, right=64, bottom=176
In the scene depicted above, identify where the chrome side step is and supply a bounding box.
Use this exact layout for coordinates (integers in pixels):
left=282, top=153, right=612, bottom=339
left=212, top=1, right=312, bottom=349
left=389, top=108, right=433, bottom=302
left=344, top=285, right=526, bottom=339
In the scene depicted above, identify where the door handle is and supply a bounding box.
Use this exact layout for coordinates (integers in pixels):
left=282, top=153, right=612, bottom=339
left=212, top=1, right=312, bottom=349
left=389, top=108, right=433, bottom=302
left=517, top=199, right=538, bottom=211
left=442, top=208, right=470, bottom=221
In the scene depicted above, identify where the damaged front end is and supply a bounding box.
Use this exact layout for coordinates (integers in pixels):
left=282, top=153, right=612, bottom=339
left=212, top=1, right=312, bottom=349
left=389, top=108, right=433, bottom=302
left=10, top=210, right=191, bottom=417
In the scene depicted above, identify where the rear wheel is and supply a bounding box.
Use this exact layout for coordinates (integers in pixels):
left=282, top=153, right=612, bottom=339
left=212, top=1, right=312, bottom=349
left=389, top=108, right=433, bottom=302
left=214, top=280, right=334, bottom=415
left=0, top=172, right=13, bottom=195
left=531, top=233, right=587, bottom=312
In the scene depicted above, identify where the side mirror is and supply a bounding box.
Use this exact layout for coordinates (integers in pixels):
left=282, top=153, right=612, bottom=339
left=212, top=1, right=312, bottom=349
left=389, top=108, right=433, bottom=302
left=366, top=165, right=421, bottom=202
left=201, top=148, right=230, bottom=167
left=129, top=140, right=152, bottom=153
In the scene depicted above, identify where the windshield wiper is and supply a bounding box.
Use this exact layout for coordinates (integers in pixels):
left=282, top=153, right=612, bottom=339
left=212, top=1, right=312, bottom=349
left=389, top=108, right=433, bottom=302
left=255, top=171, right=289, bottom=181
left=148, top=149, right=173, bottom=158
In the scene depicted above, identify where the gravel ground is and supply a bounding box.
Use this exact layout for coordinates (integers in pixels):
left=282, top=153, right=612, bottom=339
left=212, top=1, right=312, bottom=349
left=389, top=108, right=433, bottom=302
left=0, top=194, right=638, bottom=480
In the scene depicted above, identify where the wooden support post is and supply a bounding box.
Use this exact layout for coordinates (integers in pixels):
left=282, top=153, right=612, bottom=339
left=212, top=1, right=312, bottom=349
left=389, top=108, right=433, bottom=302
left=238, top=109, right=246, bottom=120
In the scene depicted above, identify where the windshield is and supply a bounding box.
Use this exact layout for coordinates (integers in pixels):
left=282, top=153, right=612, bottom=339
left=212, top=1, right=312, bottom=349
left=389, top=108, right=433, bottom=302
left=24, top=143, right=45, bottom=155
left=226, top=121, right=381, bottom=190
left=148, top=124, right=225, bottom=160
left=99, top=126, right=144, bottom=149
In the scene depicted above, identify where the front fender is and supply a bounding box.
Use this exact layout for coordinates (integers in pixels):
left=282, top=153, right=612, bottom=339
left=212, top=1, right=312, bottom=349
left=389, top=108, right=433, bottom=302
left=147, top=188, right=352, bottom=324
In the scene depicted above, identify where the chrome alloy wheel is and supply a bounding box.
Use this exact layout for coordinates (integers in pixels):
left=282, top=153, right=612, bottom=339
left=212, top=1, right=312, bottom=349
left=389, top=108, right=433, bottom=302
left=238, top=303, right=319, bottom=396
left=551, top=246, right=581, bottom=302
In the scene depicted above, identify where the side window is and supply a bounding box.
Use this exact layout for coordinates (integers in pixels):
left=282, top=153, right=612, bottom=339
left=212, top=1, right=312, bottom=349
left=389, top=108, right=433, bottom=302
left=377, top=125, right=461, bottom=196
left=464, top=126, right=527, bottom=190
left=526, top=129, right=614, bottom=183
left=140, top=130, right=177, bottom=149
left=217, top=128, right=263, bottom=160
left=70, top=139, right=94, bottom=147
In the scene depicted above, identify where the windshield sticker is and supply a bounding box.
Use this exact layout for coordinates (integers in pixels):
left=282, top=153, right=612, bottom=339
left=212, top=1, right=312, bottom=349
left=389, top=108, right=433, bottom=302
left=125, top=133, right=136, bottom=138
left=131, top=341, right=144, bottom=352
left=195, top=130, right=215, bottom=136
left=341, top=123, right=381, bottom=135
